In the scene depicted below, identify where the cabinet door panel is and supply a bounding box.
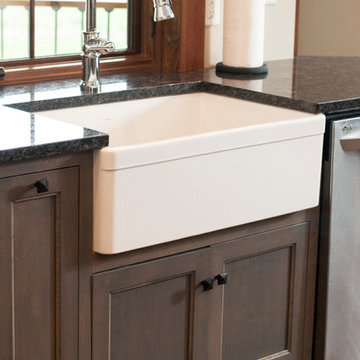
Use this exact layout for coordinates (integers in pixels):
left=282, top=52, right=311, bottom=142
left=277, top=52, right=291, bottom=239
left=110, top=274, right=190, bottom=360
left=92, top=249, right=219, bottom=360
left=13, top=196, right=57, bottom=359
left=0, top=168, right=79, bottom=360
left=217, top=224, right=309, bottom=360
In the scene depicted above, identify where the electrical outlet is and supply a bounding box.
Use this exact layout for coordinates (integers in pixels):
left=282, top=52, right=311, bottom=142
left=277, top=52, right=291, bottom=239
left=206, top=0, right=221, bottom=27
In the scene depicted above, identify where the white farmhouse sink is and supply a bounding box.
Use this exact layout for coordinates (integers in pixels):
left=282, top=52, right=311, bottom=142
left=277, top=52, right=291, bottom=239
left=38, top=93, right=325, bottom=254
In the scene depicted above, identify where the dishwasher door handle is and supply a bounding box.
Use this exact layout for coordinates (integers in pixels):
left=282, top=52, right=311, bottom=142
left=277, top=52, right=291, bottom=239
left=340, top=137, right=360, bottom=151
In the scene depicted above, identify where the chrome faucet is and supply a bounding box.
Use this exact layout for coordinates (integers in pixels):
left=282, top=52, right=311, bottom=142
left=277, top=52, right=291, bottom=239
left=81, top=0, right=114, bottom=92
left=81, top=0, right=174, bottom=93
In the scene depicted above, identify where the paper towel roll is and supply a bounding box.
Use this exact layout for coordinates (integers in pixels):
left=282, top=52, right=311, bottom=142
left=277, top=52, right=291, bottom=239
left=223, top=0, right=266, bottom=69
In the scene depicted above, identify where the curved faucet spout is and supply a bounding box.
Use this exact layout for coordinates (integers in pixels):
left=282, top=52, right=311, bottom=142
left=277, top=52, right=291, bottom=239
left=81, top=0, right=175, bottom=93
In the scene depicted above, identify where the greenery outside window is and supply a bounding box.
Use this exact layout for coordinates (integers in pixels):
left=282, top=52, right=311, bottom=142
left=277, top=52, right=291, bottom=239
left=0, top=0, right=157, bottom=84
left=0, top=0, right=136, bottom=63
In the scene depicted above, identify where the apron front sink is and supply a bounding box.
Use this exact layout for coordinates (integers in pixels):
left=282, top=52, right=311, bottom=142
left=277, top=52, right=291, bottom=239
left=38, top=93, right=325, bottom=254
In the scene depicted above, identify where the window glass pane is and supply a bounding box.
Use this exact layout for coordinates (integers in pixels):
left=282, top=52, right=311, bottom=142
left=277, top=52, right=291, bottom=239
left=57, top=6, right=84, bottom=54
left=35, top=4, right=83, bottom=57
left=35, top=0, right=129, bottom=58
left=96, top=0, right=128, bottom=51
left=35, top=5, right=57, bottom=57
left=0, top=2, right=29, bottom=60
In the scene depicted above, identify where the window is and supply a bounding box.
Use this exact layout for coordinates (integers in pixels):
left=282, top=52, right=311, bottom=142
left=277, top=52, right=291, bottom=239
left=0, top=1, right=205, bottom=85
left=0, top=0, right=134, bottom=63
left=0, top=0, right=156, bottom=84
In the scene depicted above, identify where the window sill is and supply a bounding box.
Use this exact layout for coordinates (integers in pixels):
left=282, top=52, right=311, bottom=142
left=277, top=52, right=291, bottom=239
left=0, top=54, right=156, bottom=86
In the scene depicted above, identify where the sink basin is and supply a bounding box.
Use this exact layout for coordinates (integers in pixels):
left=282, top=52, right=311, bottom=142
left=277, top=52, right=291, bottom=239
left=38, top=93, right=325, bottom=254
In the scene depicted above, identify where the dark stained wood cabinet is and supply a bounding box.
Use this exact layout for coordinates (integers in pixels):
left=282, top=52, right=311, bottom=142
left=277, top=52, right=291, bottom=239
left=0, top=153, right=93, bottom=360
left=91, top=218, right=317, bottom=360
left=0, top=154, right=318, bottom=360
left=216, top=223, right=309, bottom=360
left=92, top=248, right=220, bottom=360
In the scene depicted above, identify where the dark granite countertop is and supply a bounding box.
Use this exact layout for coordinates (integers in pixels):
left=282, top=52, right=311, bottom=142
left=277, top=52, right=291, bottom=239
left=0, top=106, right=108, bottom=163
left=2, top=56, right=360, bottom=163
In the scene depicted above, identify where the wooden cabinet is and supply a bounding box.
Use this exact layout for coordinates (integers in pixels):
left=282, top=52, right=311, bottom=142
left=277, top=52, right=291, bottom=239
left=91, top=220, right=316, bottom=360
left=216, top=223, right=309, bottom=360
left=0, top=154, right=318, bottom=360
left=0, top=153, right=92, bottom=360
left=92, top=249, right=219, bottom=360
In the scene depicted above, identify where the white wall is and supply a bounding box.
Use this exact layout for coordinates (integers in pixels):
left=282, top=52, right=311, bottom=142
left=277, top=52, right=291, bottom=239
left=204, top=0, right=297, bottom=68
left=204, top=0, right=224, bottom=68
left=298, top=0, right=360, bottom=56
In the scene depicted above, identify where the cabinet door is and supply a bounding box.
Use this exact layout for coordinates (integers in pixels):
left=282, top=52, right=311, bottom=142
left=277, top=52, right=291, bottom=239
left=0, top=168, right=79, bottom=360
left=216, top=223, right=309, bottom=360
left=92, top=248, right=220, bottom=360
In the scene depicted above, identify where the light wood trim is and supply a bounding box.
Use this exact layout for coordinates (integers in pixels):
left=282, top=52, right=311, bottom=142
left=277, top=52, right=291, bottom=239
left=294, top=0, right=300, bottom=56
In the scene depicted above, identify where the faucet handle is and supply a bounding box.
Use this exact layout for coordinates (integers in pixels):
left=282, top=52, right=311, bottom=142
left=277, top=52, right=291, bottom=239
left=83, top=39, right=115, bottom=55
left=98, top=38, right=115, bottom=52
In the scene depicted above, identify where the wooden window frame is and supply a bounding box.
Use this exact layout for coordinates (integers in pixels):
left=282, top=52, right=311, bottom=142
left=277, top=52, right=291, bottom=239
left=0, top=0, right=205, bottom=85
left=0, top=0, right=140, bottom=67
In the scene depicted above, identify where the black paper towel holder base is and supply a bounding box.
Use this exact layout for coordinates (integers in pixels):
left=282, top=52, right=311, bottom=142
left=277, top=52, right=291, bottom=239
left=216, top=62, right=268, bottom=76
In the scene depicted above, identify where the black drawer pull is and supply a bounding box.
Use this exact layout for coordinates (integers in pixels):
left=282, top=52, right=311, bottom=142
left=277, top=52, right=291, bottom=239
left=35, top=179, right=49, bottom=193
left=215, top=273, right=228, bottom=285
left=201, top=278, right=214, bottom=291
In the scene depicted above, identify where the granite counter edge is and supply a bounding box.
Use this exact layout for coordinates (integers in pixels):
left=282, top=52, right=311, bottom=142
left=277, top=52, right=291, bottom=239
left=0, top=134, right=109, bottom=164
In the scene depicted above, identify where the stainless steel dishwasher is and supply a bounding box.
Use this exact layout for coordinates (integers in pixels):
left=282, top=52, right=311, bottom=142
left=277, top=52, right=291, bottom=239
left=315, top=113, right=360, bottom=359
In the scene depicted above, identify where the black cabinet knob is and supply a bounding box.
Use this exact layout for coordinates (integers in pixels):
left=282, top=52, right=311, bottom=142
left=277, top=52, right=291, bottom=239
left=35, top=179, right=49, bottom=193
left=215, top=273, right=228, bottom=285
left=201, top=278, right=214, bottom=291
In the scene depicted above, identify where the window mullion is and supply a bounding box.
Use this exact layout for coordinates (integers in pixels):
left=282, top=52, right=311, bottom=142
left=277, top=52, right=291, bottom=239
left=30, top=0, right=35, bottom=59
